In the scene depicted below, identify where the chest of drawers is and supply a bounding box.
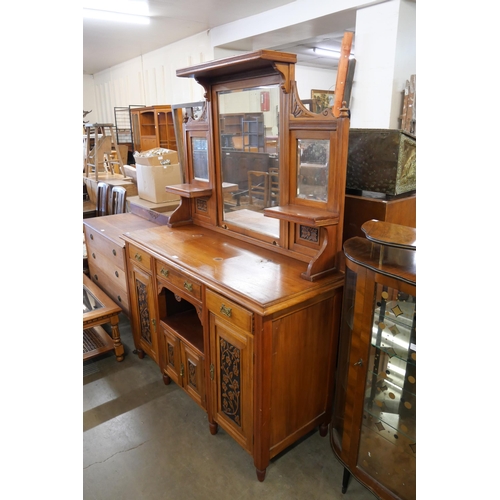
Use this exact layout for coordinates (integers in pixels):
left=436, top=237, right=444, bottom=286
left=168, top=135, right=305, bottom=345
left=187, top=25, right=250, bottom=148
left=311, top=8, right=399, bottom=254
left=83, top=213, right=161, bottom=317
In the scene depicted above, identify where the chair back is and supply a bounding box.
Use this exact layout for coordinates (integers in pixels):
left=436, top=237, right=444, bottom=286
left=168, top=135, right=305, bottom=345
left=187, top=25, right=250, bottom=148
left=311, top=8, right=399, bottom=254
left=96, top=182, right=110, bottom=216
left=111, top=186, right=127, bottom=214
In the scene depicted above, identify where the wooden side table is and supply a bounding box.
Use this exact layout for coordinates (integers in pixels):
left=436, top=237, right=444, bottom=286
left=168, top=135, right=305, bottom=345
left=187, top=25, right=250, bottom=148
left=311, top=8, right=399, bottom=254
left=83, top=273, right=124, bottom=362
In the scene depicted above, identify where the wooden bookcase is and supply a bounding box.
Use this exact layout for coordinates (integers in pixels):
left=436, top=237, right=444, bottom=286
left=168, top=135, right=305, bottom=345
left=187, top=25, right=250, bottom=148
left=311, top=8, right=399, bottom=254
left=130, top=105, right=177, bottom=153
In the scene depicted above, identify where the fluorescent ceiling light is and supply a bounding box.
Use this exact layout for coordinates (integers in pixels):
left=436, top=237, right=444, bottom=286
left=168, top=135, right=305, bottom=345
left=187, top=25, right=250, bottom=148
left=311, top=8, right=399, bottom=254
left=83, top=0, right=149, bottom=16
left=313, top=48, right=341, bottom=58
left=83, top=8, right=150, bottom=25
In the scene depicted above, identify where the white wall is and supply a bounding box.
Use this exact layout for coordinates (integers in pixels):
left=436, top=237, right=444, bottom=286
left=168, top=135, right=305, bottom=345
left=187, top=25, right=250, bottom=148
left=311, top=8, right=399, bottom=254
left=83, top=74, right=97, bottom=125
left=349, top=0, right=415, bottom=128
left=83, top=0, right=415, bottom=129
left=88, top=32, right=214, bottom=124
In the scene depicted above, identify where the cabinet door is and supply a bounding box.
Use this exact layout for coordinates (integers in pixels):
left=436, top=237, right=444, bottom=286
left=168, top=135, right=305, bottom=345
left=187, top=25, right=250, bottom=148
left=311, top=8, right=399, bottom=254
left=355, top=282, right=416, bottom=499
left=181, top=342, right=206, bottom=409
left=162, top=327, right=181, bottom=386
left=141, top=136, right=158, bottom=151
left=129, top=264, right=159, bottom=362
left=209, top=312, right=253, bottom=453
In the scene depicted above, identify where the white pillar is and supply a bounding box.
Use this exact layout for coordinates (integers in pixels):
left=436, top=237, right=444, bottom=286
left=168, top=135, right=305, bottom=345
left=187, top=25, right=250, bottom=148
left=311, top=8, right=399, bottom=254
left=350, top=0, right=416, bottom=129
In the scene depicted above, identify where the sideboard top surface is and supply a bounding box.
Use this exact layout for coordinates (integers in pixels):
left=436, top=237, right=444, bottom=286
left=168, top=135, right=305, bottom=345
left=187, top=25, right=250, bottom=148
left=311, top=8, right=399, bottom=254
left=123, top=224, right=343, bottom=310
left=83, top=213, right=161, bottom=245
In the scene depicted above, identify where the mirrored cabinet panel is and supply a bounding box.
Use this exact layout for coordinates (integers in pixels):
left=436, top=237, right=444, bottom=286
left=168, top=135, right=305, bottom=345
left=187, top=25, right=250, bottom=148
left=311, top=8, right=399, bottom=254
left=297, top=138, right=330, bottom=202
left=191, top=136, right=209, bottom=181
left=217, top=84, right=281, bottom=241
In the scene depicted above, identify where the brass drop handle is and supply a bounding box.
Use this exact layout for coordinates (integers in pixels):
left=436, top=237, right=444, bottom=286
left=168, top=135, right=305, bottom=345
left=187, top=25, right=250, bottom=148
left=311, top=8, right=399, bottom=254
left=220, top=304, right=232, bottom=317
left=354, top=358, right=363, bottom=367
left=161, top=268, right=169, bottom=278
left=134, top=253, right=142, bottom=262
left=210, top=364, right=214, bottom=381
left=151, top=318, right=156, bottom=332
left=180, top=363, right=184, bottom=378
left=184, top=281, right=193, bottom=292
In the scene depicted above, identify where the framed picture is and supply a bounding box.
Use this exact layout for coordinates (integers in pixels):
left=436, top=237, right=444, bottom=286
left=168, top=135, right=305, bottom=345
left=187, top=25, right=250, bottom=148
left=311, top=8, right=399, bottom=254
left=311, top=89, right=335, bottom=113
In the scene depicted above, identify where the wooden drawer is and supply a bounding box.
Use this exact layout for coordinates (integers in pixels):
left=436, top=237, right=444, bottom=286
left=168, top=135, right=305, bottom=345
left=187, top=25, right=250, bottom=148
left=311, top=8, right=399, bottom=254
left=128, top=243, right=152, bottom=271
left=88, top=250, right=126, bottom=286
left=156, top=261, right=202, bottom=301
left=206, top=289, right=253, bottom=333
left=84, top=226, right=124, bottom=269
left=88, top=262, right=130, bottom=316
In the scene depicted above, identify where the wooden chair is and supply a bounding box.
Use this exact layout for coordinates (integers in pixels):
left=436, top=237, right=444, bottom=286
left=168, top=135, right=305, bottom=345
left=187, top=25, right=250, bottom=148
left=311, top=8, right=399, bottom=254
left=111, top=186, right=127, bottom=214
left=268, top=167, right=279, bottom=206
left=248, top=171, right=269, bottom=207
left=96, top=181, right=110, bottom=216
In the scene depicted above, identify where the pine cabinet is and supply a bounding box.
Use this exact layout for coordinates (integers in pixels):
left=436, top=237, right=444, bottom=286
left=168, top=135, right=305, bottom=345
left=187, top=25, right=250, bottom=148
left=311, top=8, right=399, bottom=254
left=83, top=213, right=161, bottom=318
left=330, top=220, right=416, bottom=500
left=130, top=105, right=176, bottom=153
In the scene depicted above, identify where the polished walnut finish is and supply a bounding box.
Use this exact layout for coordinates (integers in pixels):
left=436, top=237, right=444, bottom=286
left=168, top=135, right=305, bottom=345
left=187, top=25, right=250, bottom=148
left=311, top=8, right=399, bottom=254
left=121, top=50, right=351, bottom=481
left=123, top=223, right=344, bottom=481
left=343, top=193, right=416, bottom=243
left=331, top=222, right=416, bottom=499
left=361, top=219, right=416, bottom=249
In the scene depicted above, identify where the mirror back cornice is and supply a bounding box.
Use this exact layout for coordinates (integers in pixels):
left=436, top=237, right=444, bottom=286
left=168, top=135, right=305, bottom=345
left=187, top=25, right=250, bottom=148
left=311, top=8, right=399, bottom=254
left=171, top=50, right=350, bottom=280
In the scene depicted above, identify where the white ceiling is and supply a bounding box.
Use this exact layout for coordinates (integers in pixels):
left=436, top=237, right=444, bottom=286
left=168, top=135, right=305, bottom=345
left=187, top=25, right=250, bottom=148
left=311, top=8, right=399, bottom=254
left=83, top=0, right=357, bottom=75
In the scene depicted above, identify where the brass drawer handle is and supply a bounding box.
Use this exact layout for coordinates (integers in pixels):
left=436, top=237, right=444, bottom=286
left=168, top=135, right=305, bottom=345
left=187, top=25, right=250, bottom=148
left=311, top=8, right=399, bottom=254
left=112, top=249, right=117, bottom=256
left=151, top=318, right=156, bottom=332
left=160, top=268, right=169, bottom=278
left=115, top=271, right=119, bottom=278
left=354, top=358, right=363, bottom=367
left=92, top=253, right=96, bottom=259
left=134, top=253, right=142, bottom=262
left=93, top=274, right=98, bottom=281
left=220, top=304, right=232, bottom=317
left=90, top=233, right=94, bottom=240
left=184, top=281, right=193, bottom=292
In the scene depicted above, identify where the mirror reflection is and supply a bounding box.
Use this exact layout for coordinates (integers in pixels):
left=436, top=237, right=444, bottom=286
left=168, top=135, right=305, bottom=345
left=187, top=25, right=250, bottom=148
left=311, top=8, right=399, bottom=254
left=192, top=137, right=208, bottom=181
left=297, top=139, right=330, bottom=202
left=218, top=85, right=280, bottom=239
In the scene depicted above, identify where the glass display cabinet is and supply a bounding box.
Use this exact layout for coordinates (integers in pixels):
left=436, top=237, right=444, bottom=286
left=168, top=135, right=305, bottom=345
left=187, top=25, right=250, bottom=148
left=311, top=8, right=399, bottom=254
left=330, top=220, right=416, bottom=500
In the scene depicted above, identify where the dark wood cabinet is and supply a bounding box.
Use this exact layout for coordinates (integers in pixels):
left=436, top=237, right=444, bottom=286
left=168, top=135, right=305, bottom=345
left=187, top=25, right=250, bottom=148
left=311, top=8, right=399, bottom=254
left=331, top=221, right=416, bottom=500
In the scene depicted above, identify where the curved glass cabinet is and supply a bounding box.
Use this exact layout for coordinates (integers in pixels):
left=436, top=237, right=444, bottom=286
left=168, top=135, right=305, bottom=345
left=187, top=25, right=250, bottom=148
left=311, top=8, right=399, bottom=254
left=331, top=220, right=416, bottom=500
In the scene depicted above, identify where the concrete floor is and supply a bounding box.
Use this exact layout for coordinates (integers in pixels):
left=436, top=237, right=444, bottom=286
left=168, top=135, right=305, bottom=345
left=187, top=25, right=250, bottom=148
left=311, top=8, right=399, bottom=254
left=83, top=314, right=378, bottom=500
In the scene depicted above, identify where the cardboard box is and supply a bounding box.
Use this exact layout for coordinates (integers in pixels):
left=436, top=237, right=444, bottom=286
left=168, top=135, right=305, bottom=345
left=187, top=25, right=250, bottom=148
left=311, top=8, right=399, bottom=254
left=133, top=148, right=178, bottom=167
left=136, top=162, right=182, bottom=203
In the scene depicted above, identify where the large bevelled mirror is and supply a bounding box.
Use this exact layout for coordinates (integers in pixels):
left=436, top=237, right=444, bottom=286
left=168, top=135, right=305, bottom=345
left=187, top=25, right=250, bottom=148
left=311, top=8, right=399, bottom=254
left=217, top=84, right=280, bottom=241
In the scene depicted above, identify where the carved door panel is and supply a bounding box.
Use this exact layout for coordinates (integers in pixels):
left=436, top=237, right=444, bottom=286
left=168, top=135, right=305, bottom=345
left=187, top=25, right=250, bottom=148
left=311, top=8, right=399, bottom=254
left=181, top=342, right=206, bottom=409
left=129, top=264, right=159, bottom=362
left=162, top=326, right=181, bottom=386
left=209, top=313, right=253, bottom=453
